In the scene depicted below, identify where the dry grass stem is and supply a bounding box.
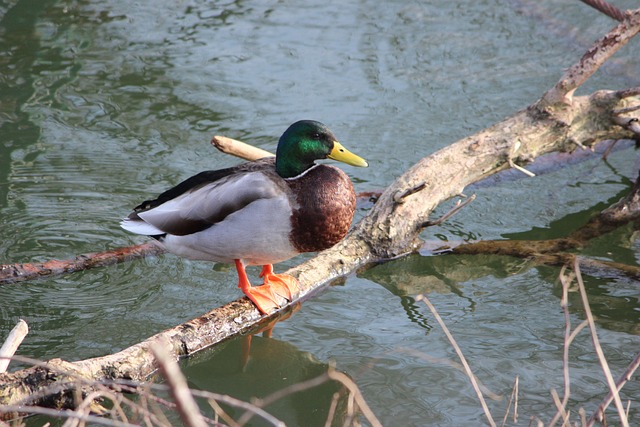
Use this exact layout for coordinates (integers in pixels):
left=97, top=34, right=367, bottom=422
left=327, top=370, right=382, bottom=427
left=588, top=352, right=640, bottom=426
left=501, top=375, right=519, bottom=427
left=188, top=389, right=284, bottom=426
left=324, top=392, right=341, bottom=427
left=207, top=398, right=241, bottom=427
left=549, top=267, right=575, bottom=427
left=529, top=416, right=544, bottom=426
left=550, top=388, right=570, bottom=426
left=572, top=259, right=629, bottom=427
left=416, top=294, right=497, bottom=427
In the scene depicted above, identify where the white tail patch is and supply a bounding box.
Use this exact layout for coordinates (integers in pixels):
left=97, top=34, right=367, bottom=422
left=120, top=218, right=165, bottom=236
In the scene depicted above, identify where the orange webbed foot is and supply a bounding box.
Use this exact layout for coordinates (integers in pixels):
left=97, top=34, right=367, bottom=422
left=243, top=284, right=281, bottom=315
left=235, top=259, right=279, bottom=315
left=235, top=260, right=299, bottom=315
left=260, top=265, right=300, bottom=301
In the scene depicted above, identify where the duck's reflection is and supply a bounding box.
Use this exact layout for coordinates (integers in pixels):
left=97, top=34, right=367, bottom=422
left=180, top=329, right=350, bottom=427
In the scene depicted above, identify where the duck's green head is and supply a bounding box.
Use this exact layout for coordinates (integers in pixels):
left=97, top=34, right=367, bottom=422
left=275, top=120, right=368, bottom=178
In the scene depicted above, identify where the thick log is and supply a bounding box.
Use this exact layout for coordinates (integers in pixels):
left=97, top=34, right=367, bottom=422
left=1, top=8, right=639, bottom=412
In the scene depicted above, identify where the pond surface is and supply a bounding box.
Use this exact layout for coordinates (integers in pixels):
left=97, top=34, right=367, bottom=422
left=1, top=0, right=639, bottom=425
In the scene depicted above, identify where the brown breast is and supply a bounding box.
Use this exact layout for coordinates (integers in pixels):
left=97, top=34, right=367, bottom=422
left=287, top=165, right=356, bottom=253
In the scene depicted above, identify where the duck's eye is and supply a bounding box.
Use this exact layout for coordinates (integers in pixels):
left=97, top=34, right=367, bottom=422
left=311, top=133, right=322, bottom=140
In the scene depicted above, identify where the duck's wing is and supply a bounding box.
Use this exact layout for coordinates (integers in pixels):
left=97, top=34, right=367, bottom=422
left=121, top=158, right=283, bottom=236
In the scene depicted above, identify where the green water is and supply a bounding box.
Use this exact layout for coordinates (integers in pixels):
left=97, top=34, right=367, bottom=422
left=1, top=0, right=639, bottom=425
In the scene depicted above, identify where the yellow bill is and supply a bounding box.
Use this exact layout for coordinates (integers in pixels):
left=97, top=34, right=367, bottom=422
left=328, top=141, right=368, bottom=167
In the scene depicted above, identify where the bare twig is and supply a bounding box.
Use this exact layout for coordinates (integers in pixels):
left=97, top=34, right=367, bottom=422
left=613, top=117, right=640, bottom=135
left=191, top=390, right=284, bottom=427
left=539, top=9, right=640, bottom=107
left=529, top=416, right=544, bottom=427
left=324, top=392, right=341, bottom=427
left=549, top=266, right=574, bottom=427
left=393, top=182, right=426, bottom=204
left=207, top=398, right=241, bottom=427
left=508, top=158, right=536, bottom=177
left=0, top=319, right=29, bottom=373
left=423, top=194, right=476, bottom=227
left=601, top=139, right=619, bottom=160
left=416, top=294, right=497, bottom=427
left=579, top=0, right=626, bottom=22
left=612, top=103, right=640, bottom=116
left=0, top=405, right=135, bottom=427
left=572, top=258, right=629, bottom=427
left=62, top=390, right=112, bottom=427
left=150, top=339, right=207, bottom=427
left=588, top=351, right=640, bottom=426
left=508, top=140, right=536, bottom=176
left=550, top=388, right=570, bottom=426
left=327, top=369, right=381, bottom=427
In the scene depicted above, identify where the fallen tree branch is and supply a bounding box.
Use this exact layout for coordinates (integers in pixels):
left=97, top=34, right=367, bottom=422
left=1, top=7, right=640, bottom=412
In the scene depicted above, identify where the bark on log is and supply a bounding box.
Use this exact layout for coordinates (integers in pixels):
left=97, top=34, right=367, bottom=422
left=1, top=8, right=640, bottom=412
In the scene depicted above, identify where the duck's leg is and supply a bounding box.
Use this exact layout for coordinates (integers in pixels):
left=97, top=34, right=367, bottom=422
left=235, top=259, right=280, bottom=315
left=259, top=264, right=300, bottom=301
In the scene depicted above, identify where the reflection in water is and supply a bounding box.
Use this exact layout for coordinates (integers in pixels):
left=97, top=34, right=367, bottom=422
left=366, top=251, right=640, bottom=336
left=180, top=333, right=350, bottom=427
left=361, top=253, right=518, bottom=327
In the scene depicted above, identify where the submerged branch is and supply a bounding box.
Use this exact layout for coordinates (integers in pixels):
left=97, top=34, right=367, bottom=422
left=0, top=243, right=163, bottom=285
left=440, top=169, right=640, bottom=279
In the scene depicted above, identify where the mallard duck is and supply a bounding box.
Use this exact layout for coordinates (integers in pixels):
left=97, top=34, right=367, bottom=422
left=121, top=120, right=368, bottom=314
